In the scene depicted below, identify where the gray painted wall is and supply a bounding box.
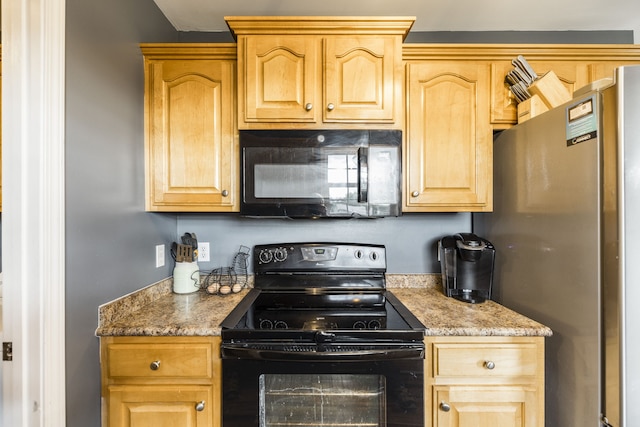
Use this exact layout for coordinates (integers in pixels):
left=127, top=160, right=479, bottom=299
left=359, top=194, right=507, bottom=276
left=65, top=1, right=177, bottom=425
left=177, top=213, right=470, bottom=274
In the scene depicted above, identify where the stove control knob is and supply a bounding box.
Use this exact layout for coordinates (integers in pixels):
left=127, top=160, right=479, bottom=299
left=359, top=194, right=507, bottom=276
left=369, top=251, right=379, bottom=261
left=368, top=320, right=382, bottom=330
left=259, top=319, right=274, bottom=329
left=354, top=249, right=364, bottom=259
left=273, top=247, right=288, bottom=262
left=353, top=320, right=367, bottom=329
left=274, top=321, right=288, bottom=329
left=258, top=249, right=273, bottom=264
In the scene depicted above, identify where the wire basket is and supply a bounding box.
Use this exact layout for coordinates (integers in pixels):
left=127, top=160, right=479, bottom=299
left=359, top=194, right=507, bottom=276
left=202, top=245, right=250, bottom=295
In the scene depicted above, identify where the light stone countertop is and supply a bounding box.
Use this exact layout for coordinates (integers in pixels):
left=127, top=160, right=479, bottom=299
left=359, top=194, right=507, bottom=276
left=95, top=274, right=551, bottom=337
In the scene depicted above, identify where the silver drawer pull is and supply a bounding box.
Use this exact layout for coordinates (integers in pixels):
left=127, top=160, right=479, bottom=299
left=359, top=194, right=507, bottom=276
left=149, top=360, right=161, bottom=371
left=484, top=360, right=496, bottom=370
left=439, top=401, right=451, bottom=412
left=327, top=103, right=335, bottom=111
left=221, top=190, right=229, bottom=197
left=411, top=191, right=420, bottom=197
left=305, top=103, right=313, bottom=111
left=195, top=401, right=206, bottom=412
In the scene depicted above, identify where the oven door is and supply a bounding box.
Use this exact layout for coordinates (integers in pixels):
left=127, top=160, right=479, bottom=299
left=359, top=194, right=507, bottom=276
left=222, top=345, right=424, bottom=427
left=240, top=129, right=401, bottom=218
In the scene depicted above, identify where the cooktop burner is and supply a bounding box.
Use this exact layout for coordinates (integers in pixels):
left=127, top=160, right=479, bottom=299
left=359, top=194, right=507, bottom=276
left=220, top=243, right=425, bottom=341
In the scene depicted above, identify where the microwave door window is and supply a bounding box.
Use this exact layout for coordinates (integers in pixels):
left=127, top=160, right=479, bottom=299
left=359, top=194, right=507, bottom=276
left=254, top=164, right=328, bottom=199
left=251, top=149, right=366, bottom=216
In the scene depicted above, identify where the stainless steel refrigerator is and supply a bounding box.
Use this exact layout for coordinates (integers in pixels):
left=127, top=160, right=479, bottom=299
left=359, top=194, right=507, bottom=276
left=474, top=65, right=640, bottom=427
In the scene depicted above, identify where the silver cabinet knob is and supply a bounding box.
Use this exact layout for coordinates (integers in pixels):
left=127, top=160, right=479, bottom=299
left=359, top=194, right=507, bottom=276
left=439, top=401, right=451, bottom=412
left=411, top=191, right=420, bottom=197
left=195, top=401, right=206, bottom=412
left=484, top=360, right=496, bottom=370
left=327, top=103, right=335, bottom=111
left=221, top=190, right=229, bottom=197
left=305, top=103, right=313, bottom=111
left=150, top=360, right=161, bottom=371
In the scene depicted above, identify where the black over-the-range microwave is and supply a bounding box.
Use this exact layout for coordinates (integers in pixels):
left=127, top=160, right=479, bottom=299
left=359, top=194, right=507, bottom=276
left=240, top=130, right=402, bottom=218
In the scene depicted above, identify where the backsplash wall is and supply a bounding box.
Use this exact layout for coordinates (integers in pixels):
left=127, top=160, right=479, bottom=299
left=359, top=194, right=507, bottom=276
left=177, top=212, right=470, bottom=274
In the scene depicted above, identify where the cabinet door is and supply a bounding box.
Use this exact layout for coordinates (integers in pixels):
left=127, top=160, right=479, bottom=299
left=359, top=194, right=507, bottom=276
left=405, top=62, right=492, bottom=212
left=433, top=386, right=538, bottom=427
left=491, top=61, right=588, bottom=126
left=241, top=36, right=318, bottom=124
left=146, top=59, right=237, bottom=212
left=108, top=385, right=213, bottom=427
left=324, top=36, right=397, bottom=123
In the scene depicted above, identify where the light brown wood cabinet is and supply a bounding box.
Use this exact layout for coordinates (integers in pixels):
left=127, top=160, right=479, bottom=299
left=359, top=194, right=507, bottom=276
left=404, top=60, right=492, bottom=212
left=138, top=40, right=640, bottom=213
left=141, top=44, right=238, bottom=212
left=425, top=336, right=545, bottom=427
left=227, top=16, right=413, bottom=129
left=402, top=44, right=640, bottom=212
left=101, top=336, right=221, bottom=427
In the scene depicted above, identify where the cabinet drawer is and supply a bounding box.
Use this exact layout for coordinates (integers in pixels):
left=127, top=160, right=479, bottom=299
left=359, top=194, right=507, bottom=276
left=107, top=342, right=213, bottom=379
left=433, top=343, right=538, bottom=378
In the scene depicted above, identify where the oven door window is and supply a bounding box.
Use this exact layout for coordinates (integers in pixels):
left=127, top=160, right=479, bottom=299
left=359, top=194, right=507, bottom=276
left=260, top=374, right=386, bottom=427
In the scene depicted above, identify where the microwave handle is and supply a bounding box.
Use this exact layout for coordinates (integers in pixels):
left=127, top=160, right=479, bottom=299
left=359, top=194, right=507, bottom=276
left=358, top=147, right=368, bottom=203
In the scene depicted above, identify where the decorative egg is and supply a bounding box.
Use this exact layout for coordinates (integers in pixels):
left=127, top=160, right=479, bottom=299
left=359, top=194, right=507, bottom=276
left=232, top=283, right=243, bottom=293
left=219, top=285, right=232, bottom=295
left=206, top=283, right=220, bottom=294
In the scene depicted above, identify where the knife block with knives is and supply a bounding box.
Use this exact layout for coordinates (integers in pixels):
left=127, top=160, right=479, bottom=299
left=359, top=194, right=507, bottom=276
left=506, top=55, right=572, bottom=123
left=171, top=232, right=200, bottom=294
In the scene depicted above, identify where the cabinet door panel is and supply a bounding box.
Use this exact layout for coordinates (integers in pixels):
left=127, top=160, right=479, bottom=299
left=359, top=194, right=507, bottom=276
left=146, top=59, right=236, bottom=211
left=406, top=62, right=491, bottom=211
left=434, top=387, right=537, bottom=427
left=243, top=36, right=318, bottom=123
left=109, top=385, right=213, bottom=427
left=324, top=36, right=396, bottom=122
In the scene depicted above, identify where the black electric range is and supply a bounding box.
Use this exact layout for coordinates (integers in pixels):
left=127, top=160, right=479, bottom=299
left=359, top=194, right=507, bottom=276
left=220, top=242, right=425, bottom=359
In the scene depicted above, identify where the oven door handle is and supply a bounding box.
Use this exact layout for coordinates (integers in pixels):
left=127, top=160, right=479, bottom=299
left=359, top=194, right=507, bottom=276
left=221, top=345, right=424, bottom=361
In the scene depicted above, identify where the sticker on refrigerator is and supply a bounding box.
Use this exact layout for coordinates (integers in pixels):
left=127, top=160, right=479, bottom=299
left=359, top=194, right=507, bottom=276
left=566, top=95, right=597, bottom=146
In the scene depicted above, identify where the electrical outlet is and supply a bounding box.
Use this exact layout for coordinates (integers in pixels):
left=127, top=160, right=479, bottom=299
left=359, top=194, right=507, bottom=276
left=155, top=244, right=165, bottom=268
left=198, top=242, right=210, bottom=262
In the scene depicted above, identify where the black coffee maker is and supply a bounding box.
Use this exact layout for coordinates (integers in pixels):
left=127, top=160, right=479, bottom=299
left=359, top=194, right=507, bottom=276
left=438, top=233, right=495, bottom=303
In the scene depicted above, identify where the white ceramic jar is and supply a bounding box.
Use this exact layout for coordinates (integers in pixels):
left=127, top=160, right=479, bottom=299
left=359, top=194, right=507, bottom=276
left=173, top=262, right=200, bottom=294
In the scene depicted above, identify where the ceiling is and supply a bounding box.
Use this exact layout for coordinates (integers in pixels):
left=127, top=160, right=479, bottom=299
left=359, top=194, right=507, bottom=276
left=152, top=0, right=640, bottom=38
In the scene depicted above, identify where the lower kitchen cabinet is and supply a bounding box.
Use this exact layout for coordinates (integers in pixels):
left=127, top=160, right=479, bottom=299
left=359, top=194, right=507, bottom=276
left=108, top=385, right=213, bottom=427
left=425, top=336, right=545, bottom=427
left=100, top=336, right=221, bottom=427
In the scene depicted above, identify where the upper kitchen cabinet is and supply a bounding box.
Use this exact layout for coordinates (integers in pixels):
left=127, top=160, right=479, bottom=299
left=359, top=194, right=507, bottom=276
left=226, top=16, right=414, bottom=129
left=404, top=56, right=492, bottom=212
left=141, top=44, right=238, bottom=212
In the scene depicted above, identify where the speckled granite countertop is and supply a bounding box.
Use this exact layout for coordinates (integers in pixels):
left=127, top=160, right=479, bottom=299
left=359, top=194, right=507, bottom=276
left=95, top=275, right=551, bottom=337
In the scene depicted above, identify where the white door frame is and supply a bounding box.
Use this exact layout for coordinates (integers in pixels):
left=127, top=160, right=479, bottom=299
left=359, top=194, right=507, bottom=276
left=1, top=0, right=67, bottom=426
